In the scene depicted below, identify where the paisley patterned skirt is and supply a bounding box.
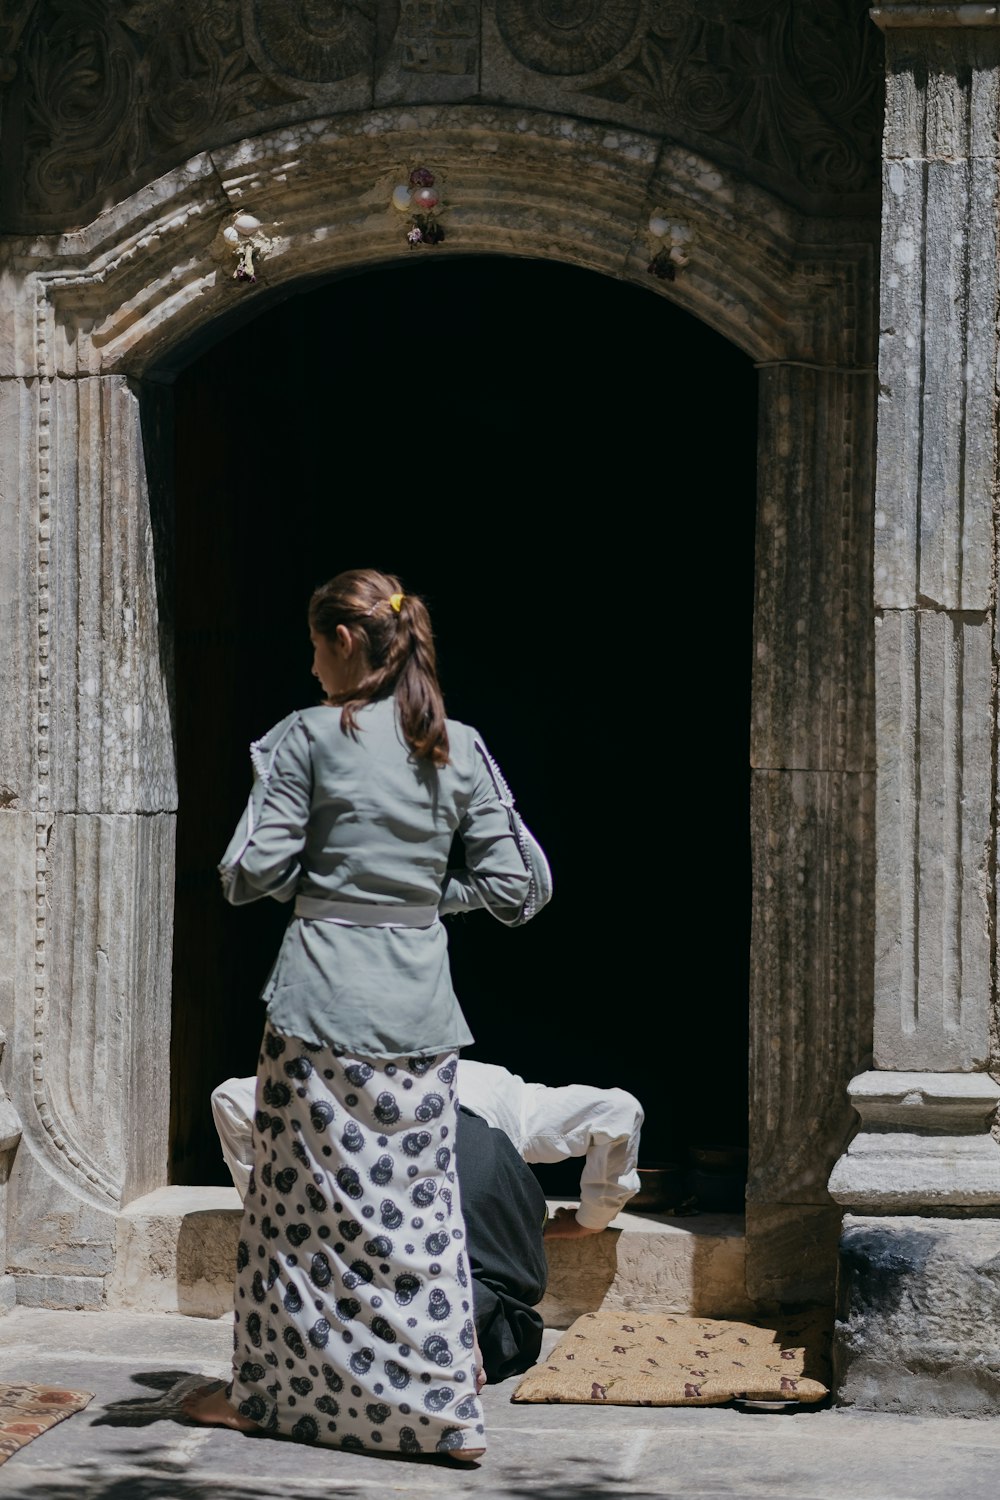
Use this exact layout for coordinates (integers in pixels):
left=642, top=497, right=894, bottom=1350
left=227, top=1023, right=486, bottom=1456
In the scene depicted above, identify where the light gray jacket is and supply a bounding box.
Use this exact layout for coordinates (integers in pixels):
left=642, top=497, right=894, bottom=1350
left=218, top=696, right=532, bottom=1057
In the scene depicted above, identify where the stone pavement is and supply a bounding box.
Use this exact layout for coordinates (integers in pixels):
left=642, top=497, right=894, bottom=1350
left=1, top=1308, right=1000, bottom=1500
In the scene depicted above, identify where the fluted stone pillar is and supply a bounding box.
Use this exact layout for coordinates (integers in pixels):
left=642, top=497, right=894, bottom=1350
left=0, top=364, right=176, bottom=1306
left=747, top=362, right=876, bottom=1305
left=829, top=5, right=1000, bottom=1412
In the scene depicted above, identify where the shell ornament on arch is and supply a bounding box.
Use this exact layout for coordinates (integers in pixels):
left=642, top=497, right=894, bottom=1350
left=646, top=214, right=693, bottom=282
left=222, top=212, right=271, bottom=284
left=391, top=167, right=445, bottom=247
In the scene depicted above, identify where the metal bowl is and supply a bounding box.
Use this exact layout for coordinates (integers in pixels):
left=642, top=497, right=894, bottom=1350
left=624, top=1163, right=683, bottom=1214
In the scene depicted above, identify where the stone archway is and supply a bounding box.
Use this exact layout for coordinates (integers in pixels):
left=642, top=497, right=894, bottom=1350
left=0, top=105, right=875, bottom=1309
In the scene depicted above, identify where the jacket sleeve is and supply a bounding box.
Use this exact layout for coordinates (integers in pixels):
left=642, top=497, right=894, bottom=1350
left=210, top=1076, right=257, bottom=1199
left=440, top=735, right=531, bottom=923
left=218, top=714, right=312, bottom=905
left=519, top=1083, right=645, bottom=1231
left=438, top=869, right=486, bottom=915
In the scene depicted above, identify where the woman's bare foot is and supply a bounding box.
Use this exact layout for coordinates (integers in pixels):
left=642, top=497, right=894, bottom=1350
left=181, top=1382, right=259, bottom=1433
left=448, top=1332, right=487, bottom=1462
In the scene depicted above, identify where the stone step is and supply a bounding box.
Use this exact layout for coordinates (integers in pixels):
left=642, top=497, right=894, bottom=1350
left=102, top=1186, right=753, bottom=1325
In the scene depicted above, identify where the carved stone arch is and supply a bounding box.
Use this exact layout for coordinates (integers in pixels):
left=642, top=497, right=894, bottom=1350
left=6, top=107, right=866, bottom=378
left=0, top=104, right=875, bottom=1307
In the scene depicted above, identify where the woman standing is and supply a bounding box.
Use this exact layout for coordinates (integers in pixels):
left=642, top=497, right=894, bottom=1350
left=183, top=568, right=543, bottom=1461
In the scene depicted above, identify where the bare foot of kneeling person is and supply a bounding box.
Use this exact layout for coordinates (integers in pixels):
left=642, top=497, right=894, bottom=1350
left=447, top=1333, right=487, bottom=1462
left=473, top=1325, right=487, bottom=1395
left=181, top=1382, right=259, bottom=1433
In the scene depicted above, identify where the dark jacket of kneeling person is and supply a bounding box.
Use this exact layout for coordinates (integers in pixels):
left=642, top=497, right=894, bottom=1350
left=455, top=1104, right=548, bottom=1382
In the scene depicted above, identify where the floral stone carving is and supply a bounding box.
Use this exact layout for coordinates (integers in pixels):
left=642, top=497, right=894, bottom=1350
left=0, top=0, right=880, bottom=230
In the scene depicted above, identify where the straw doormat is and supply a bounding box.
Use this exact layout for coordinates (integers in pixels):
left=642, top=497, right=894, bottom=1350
left=512, top=1310, right=831, bottom=1407
left=0, top=1383, right=94, bottom=1466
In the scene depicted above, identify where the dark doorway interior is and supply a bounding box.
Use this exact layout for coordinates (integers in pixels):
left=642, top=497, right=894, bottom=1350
left=169, top=255, right=757, bottom=1199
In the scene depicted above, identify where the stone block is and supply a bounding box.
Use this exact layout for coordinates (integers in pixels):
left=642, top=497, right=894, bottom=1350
left=0, top=1031, right=23, bottom=1309
left=745, top=1202, right=842, bottom=1305
left=105, top=1186, right=242, bottom=1317
left=875, top=157, right=998, bottom=612
left=540, top=1205, right=753, bottom=1328
left=6, top=1145, right=118, bottom=1280
left=0, top=809, right=37, bottom=1037
left=46, top=377, right=176, bottom=813
left=0, top=373, right=177, bottom=816
left=829, top=1072, right=1000, bottom=1211
left=13, top=1273, right=106, bottom=1310
left=375, top=1, right=480, bottom=104
left=748, top=770, right=874, bottom=1208
left=0, top=380, right=40, bottom=806
left=100, top=1190, right=753, bottom=1326
left=752, top=366, right=876, bottom=774
left=835, top=1215, right=1000, bottom=1414
left=47, top=813, right=173, bottom=1200
left=874, top=611, right=992, bottom=1071
left=883, top=28, right=1000, bottom=161
left=4, top=812, right=174, bottom=1246
left=479, top=3, right=661, bottom=143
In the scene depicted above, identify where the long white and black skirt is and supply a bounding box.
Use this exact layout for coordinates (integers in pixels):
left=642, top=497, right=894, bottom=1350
left=228, top=1023, right=485, bottom=1456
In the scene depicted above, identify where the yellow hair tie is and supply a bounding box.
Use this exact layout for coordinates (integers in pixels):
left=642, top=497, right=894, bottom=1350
left=389, top=593, right=404, bottom=613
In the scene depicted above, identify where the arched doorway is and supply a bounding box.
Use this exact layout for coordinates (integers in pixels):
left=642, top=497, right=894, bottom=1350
left=169, top=254, right=757, bottom=1193
left=2, top=93, right=875, bottom=1311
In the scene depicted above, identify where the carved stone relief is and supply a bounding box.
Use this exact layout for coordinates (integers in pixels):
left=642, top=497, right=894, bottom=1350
left=395, top=0, right=477, bottom=76
left=246, top=0, right=386, bottom=82
left=574, top=1, right=883, bottom=203
left=494, top=0, right=642, bottom=75
left=0, top=0, right=881, bottom=230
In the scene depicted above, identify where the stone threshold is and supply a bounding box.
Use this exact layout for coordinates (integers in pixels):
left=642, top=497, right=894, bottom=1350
left=14, top=1188, right=753, bottom=1323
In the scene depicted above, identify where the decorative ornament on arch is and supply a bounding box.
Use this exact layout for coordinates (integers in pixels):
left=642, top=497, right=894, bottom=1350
left=390, top=166, right=446, bottom=248
left=646, top=213, right=693, bottom=283
left=219, top=211, right=282, bottom=285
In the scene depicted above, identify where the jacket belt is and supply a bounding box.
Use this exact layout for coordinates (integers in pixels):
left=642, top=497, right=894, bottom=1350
left=294, top=896, right=438, bottom=928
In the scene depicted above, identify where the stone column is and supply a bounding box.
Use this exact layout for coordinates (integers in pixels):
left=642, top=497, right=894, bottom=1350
left=748, top=361, right=876, bottom=1305
left=0, top=353, right=176, bottom=1307
left=829, top=6, right=1000, bottom=1412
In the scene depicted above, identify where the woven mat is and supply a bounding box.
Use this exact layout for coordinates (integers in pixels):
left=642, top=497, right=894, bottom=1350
left=512, top=1310, right=831, bottom=1407
left=0, top=1382, right=94, bottom=1465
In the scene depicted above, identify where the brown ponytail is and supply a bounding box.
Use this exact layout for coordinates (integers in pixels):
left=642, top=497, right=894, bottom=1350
left=308, top=569, right=450, bottom=767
